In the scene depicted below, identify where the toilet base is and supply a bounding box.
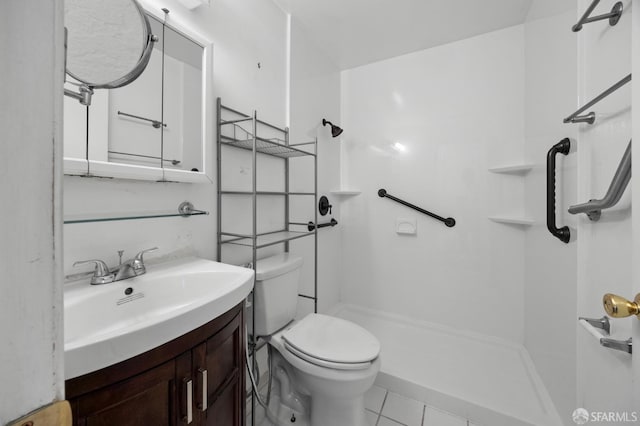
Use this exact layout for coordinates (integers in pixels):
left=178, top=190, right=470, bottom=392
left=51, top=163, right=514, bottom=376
left=264, top=347, right=374, bottom=426
left=257, top=392, right=367, bottom=426
left=258, top=315, right=380, bottom=426
left=310, top=393, right=368, bottom=426
left=258, top=394, right=310, bottom=426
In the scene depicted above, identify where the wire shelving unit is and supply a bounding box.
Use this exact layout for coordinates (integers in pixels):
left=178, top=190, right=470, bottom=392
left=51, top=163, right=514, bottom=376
left=216, top=98, right=318, bottom=426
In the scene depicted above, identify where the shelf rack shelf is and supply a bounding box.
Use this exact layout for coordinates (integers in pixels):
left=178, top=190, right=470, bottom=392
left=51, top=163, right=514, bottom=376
left=220, top=190, right=315, bottom=196
left=216, top=98, right=318, bottom=426
left=219, top=134, right=315, bottom=158
left=221, top=230, right=316, bottom=249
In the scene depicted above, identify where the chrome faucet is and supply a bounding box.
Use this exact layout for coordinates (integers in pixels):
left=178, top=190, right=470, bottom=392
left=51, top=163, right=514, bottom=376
left=114, top=247, right=157, bottom=281
left=74, top=247, right=158, bottom=285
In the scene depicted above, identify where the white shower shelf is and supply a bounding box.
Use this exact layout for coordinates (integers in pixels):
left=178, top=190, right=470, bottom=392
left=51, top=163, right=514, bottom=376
left=488, top=164, right=534, bottom=174
left=330, top=190, right=361, bottom=196
left=488, top=216, right=535, bottom=226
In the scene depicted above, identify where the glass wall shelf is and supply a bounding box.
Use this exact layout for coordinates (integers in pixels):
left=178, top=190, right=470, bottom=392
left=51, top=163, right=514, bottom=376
left=64, top=201, right=208, bottom=224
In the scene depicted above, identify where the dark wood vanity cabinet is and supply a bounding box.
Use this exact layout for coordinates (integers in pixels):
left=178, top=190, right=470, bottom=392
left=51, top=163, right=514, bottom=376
left=66, top=303, right=245, bottom=426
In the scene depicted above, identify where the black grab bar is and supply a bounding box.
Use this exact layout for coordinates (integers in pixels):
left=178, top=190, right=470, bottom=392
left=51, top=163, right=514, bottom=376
left=547, top=138, right=571, bottom=243
left=378, top=189, right=455, bottom=228
left=307, top=218, right=338, bottom=231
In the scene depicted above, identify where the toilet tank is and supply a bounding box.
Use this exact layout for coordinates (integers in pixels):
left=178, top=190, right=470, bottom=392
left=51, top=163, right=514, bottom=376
left=252, top=253, right=303, bottom=337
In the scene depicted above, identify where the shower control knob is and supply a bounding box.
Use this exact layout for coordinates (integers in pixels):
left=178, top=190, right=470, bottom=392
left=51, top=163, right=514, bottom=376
left=318, top=196, right=332, bottom=216
left=603, top=293, right=640, bottom=319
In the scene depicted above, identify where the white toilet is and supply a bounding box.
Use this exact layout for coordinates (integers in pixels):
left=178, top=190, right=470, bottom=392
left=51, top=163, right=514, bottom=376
left=252, top=253, right=381, bottom=426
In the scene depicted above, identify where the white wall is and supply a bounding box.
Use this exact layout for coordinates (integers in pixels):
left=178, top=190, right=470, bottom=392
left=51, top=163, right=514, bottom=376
left=339, top=26, right=527, bottom=343
left=288, top=17, right=342, bottom=316
left=0, top=0, right=64, bottom=422
left=64, top=0, right=288, bottom=277
left=523, top=10, right=578, bottom=425
left=575, top=0, right=634, bottom=416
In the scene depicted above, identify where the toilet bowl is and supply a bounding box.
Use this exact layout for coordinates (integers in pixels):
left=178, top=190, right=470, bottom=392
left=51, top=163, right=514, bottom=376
left=252, top=254, right=381, bottom=426
left=267, top=314, right=381, bottom=426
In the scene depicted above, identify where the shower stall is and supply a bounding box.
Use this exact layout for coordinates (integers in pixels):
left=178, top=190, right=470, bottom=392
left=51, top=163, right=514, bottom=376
left=329, top=2, right=636, bottom=425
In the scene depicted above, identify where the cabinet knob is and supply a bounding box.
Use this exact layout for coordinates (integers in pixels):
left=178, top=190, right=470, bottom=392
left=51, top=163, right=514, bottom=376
left=603, top=293, right=640, bottom=318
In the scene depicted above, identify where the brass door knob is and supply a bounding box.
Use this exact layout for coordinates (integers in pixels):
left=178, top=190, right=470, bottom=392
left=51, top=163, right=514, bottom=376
left=603, top=293, right=640, bottom=318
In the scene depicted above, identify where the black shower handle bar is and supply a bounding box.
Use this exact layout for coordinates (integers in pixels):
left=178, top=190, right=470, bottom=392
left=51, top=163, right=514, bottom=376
left=378, top=189, right=455, bottom=228
left=546, top=138, right=571, bottom=243
left=307, top=218, right=338, bottom=231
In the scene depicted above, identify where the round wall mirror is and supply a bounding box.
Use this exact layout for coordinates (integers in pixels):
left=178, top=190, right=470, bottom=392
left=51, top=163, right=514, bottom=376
left=64, top=0, right=156, bottom=104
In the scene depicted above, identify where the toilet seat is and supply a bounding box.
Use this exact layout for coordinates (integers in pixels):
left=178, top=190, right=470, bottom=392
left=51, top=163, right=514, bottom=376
left=281, top=314, right=380, bottom=370
left=283, top=341, right=372, bottom=370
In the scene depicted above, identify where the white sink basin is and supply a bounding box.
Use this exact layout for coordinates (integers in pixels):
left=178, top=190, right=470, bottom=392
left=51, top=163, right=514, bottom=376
left=64, top=257, right=254, bottom=379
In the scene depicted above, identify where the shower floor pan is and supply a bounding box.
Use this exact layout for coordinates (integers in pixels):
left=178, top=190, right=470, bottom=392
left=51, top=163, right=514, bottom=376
left=330, top=304, right=563, bottom=426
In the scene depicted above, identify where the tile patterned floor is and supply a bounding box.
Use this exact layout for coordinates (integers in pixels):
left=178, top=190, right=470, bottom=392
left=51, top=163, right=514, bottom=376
left=247, top=383, right=483, bottom=426
left=365, top=385, right=481, bottom=426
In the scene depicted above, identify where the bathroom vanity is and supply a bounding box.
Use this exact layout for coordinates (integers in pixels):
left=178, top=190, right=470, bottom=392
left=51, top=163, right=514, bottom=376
left=63, top=256, right=254, bottom=425
left=65, top=302, right=244, bottom=425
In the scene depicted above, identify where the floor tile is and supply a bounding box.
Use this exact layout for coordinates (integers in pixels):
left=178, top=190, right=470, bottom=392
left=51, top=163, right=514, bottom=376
left=365, top=385, right=387, bottom=413
left=378, top=416, right=406, bottom=426
left=365, top=409, right=379, bottom=425
left=381, top=392, right=424, bottom=426
left=422, top=406, right=466, bottom=426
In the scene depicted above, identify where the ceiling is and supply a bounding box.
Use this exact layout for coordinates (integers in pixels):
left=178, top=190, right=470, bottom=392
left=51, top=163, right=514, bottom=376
left=274, top=0, right=575, bottom=70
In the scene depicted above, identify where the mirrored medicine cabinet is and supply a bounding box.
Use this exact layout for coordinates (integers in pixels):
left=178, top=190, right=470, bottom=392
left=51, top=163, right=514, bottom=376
left=63, top=5, right=214, bottom=183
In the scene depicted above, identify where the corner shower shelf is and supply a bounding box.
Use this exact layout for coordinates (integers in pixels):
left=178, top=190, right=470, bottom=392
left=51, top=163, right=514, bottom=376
left=330, top=190, right=361, bottom=196
left=488, top=216, right=535, bottom=226
left=64, top=202, right=208, bottom=224
left=488, top=164, right=534, bottom=174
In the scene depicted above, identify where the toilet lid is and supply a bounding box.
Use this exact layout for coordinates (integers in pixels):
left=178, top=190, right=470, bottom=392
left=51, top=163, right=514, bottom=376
left=282, top=314, right=380, bottom=367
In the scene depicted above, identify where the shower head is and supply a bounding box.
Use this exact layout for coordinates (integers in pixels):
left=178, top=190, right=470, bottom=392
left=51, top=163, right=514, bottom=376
left=322, top=119, right=344, bottom=138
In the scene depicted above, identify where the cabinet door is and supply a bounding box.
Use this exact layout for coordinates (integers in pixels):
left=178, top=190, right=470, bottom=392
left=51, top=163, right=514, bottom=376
left=71, top=360, right=177, bottom=426
left=195, top=311, right=244, bottom=426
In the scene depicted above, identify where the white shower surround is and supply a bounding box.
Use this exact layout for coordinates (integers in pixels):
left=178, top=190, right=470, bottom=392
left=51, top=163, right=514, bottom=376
left=332, top=304, right=562, bottom=426
left=340, top=24, right=528, bottom=346
left=337, top=13, right=579, bottom=425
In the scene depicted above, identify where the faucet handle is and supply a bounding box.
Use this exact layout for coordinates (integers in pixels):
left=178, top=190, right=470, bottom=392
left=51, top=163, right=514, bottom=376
left=131, top=247, right=158, bottom=273
left=134, top=247, right=158, bottom=262
left=73, top=259, right=114, bottom=285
